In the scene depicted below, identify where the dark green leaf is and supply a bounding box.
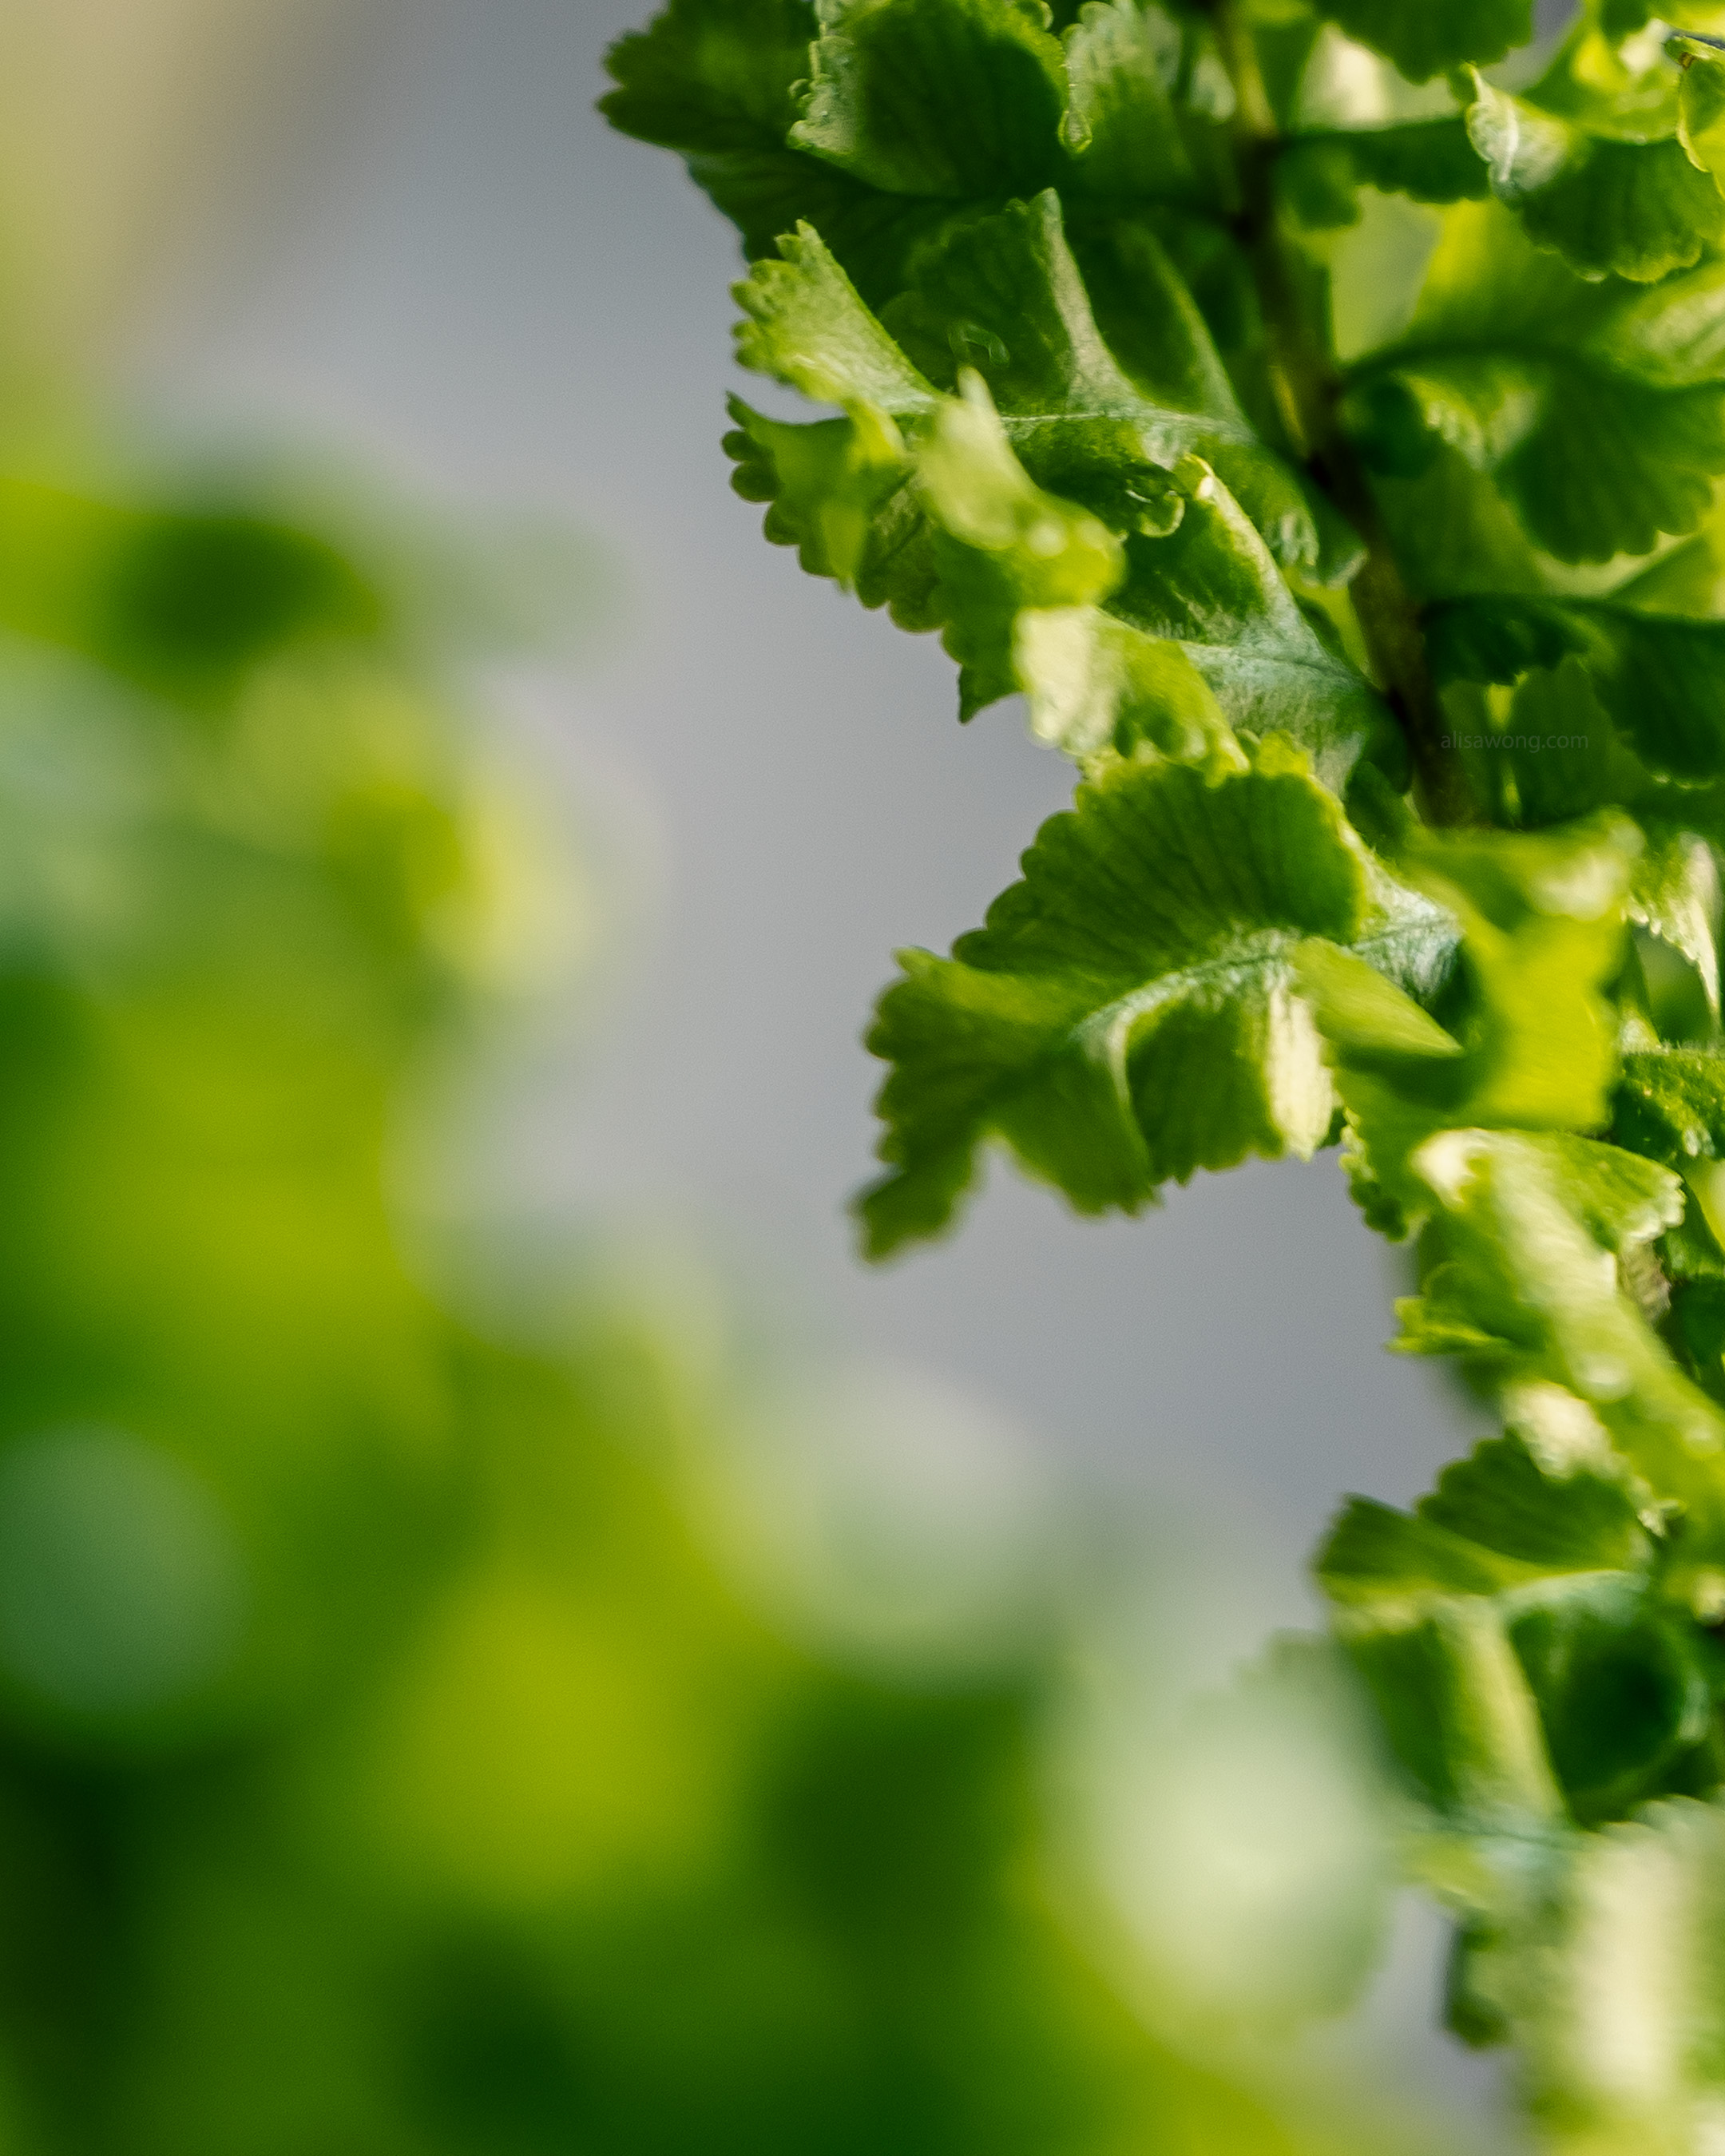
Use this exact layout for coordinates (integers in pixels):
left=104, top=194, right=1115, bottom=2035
left=1059, top=0, right=1221, bottom=203
left=1282, top=121, right=1490, bottom=232
left=601, top=0, right=815, bottom=158
left=1427, top=597, right=1725, bottom=783
left=1311, top=0, right=1532, bottom=85
left=603, top=0, right=978, bottom=302
left=790, top=0, right=1070, bottom=200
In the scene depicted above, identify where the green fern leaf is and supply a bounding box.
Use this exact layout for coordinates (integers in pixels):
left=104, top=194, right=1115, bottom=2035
left=1343, top=201, right=1725, bottom=565
left=727, top=216, right=1391, bottom=772
left=860, top=737, right=1400, bottom=1258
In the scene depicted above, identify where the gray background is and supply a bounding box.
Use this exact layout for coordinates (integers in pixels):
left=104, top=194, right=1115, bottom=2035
left=123, top=3, right=1588, bottom=2136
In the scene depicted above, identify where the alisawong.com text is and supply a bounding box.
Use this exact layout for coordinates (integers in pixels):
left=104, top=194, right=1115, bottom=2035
left=1438, top=735, right=1589, bottom=754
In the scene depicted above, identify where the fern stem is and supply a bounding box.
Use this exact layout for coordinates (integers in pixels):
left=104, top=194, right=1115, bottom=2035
left=1209, top=1, right=1481, bottom=827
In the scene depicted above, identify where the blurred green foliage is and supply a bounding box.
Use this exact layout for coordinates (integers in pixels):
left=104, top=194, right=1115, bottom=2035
left=0, top=461, right=1391, bottom=2156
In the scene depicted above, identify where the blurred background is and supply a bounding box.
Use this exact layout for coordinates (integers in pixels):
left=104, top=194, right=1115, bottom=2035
left=0, top=0, right=1592, bottom=2149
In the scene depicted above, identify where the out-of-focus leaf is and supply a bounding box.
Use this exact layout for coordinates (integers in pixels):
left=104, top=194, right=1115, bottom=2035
left=1311, top=0, right=1531, bottom=84
left=0, top=480, right=384, bottom=702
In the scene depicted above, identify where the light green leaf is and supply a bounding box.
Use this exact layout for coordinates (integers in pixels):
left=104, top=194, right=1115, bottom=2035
left=1311, top=0, right=1531, bottom=85
left=1010, top=606, right=1245, bottom=768
left=1616, top=498, right=1725, bottom=619
left=915, top=374, right=1128, bottom=715
left=724, top=398, right=912, bottom=589
left=1315, top=886, right=1725, bottom=1583
left=1299, top=814, right=1640, bottom=1232
left=1342, top=201, right=1725, bottom=564
left=724, top=231, right=950, bottom=625
left=859, top=738, right=1376, bottom=1257
left=726, top=402, right=944, bottom=629
left=732, top=223, right=940, bottom=413
left=1295, top=937, right=1464, bottom=1064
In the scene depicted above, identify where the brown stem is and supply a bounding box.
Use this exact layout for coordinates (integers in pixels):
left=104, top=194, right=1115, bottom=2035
left=1210, top=2, right=1481, bottom=828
